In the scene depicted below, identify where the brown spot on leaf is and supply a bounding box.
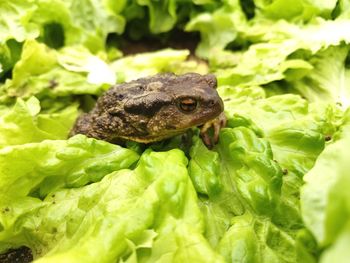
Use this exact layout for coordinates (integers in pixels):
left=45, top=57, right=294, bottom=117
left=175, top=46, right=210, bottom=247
left=325, top=135, right=332, bottom=141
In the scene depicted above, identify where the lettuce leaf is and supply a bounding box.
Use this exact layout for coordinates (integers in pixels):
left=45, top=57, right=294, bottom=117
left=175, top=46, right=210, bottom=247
left=333, top=0, right=350, bottom=19
left=185, top=0, right=247, bottom=58
left=218, top=85, right=342, bottom=232
left=111, top=49, right=208, bottom=83
left=0, top=123, right=318, bottom=262
left=254, top=0, right=338, bottom=20
left=184, top=85, right=336, bottom=262
left=0, top=40, right=23, bottom=77
left=0, top=148, right=224, bottom=262
left=30, top=0, right=125, bottom=52
left=2, top=40, right=111, bottom=102
left=188, top=126, right=316, bottom=263
left=291, top=45, right=350, bottom=108
left=214, top=42, right=313, bottom=86
left=0, top=135, right=139, bottom=254
left=0, top=0, right=125, bottom=54
left=208, top=18, right=350, bottom=105
left=137, top=0, right=177, bottom=34
left=320, top=225, right=350, bottom=263
left=301, top=109, right=350, bottom=251
left=0, top=0, right=38, bottom=43
left=0, top=97, right=78, bottom=148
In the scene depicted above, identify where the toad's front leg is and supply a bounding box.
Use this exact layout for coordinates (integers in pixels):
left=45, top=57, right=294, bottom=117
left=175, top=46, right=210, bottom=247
left=200, top=112, right=227, bottom=148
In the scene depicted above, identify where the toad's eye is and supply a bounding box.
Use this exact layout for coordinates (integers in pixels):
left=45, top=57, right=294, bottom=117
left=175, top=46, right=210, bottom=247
left=178, top=98, right=197, bottom=113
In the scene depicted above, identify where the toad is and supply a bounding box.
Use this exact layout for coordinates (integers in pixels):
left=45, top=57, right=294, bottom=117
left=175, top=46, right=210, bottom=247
left=70, top=73, right=226, bottom=148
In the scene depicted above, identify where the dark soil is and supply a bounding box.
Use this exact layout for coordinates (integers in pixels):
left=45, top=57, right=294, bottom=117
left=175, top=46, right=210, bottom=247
left=116, top=30, right=200, bottom=56
left=0, top=247, right=33, bottom=263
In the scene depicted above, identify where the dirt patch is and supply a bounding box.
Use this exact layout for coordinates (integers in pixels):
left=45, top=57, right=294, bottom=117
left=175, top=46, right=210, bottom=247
left=118, top=30, right=200, bottom=56
left=0, top=247, right=33, bottom=263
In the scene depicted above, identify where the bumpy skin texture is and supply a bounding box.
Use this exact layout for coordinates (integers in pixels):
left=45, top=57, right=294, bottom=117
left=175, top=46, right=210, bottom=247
left=70, top=73, right=225, bottom=145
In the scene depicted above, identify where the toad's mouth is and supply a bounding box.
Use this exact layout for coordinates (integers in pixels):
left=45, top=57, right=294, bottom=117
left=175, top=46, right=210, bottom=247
left=118, top=129, right=189, bottom=144
left=185, top=107, right=224, bottom=129
left=186, top=96, right=224, bottom=127
left=124, top=114, right=224, bottom=144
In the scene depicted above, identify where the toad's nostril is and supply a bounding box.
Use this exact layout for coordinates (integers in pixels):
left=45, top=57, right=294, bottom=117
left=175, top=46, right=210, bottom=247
left=209, top=100, right=215, bottom=107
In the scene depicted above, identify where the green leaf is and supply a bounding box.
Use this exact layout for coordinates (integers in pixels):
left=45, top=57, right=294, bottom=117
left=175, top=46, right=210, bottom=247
left=0, top=0, right=38, bottom=43
left=0, top=149, right=224, bottom=262
left=218, top=85, right=341, bottom=230
left=320, top=224, right=350, bottom=263
left=190, top=125, right=316, bottom=262
left=111, top=49, right=208, bottom=83
left=188, top=136, right=222, bottom=197
left=0, top=40, right=23, bottom=75
left=3, top=40, right=109, bottom=101
left=137, top=0, right=177, bottom=34
left=291, top=45, right=350, bottom=107
left=211, top=19, right=350, bottom=89
left=0, top=97, right=78, bottom=148
left=254, top=0, right=338, bottom=20
left=185, top=0, right=247, bottom=58
left=301, top=109, right=350, bottom=247
left=31, top=0, right=125, bottom=52
left=214, top=42, right=311, bottom=86
left=11, top=40, right=57, bottom=88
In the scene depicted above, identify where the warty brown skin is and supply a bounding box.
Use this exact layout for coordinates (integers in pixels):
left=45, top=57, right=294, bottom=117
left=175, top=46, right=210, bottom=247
left=69, top=73, right=225, bottom=145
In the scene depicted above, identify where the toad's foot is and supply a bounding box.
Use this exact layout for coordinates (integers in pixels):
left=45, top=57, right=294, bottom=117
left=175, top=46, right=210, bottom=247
left=200, top=112, right=227, bottom=148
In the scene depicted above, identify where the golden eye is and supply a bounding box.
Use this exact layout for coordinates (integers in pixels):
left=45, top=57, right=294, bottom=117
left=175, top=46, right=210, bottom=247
left=179, top=98, right=197, bottom=113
